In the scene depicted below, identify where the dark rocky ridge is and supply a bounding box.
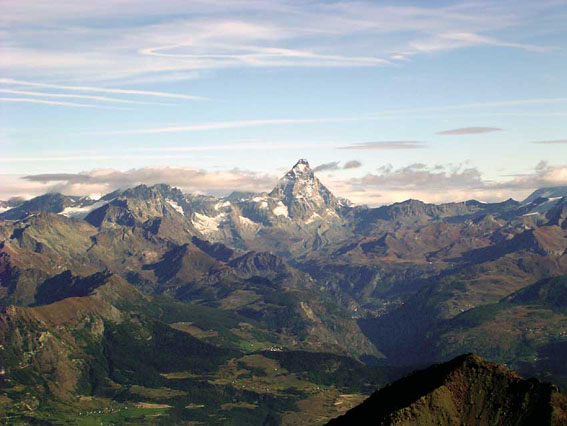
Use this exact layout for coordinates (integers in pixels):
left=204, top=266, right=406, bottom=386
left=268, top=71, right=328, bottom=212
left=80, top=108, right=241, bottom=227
left=327, top=354, right=567, bottom=425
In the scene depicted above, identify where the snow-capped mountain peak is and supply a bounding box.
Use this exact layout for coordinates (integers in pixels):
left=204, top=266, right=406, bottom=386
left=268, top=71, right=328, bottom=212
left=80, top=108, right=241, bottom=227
left=269, top=159, right=340, bottom=219
left=288, top=158, right=312, bottom=177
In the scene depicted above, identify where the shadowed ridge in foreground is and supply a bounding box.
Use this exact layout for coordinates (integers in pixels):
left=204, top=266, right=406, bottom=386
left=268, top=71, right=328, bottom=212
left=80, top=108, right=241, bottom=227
left=326, top=353, right=567, bottom=426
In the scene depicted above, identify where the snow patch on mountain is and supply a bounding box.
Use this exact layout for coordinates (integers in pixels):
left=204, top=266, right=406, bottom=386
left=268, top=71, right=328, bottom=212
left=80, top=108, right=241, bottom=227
left=87, top=193, right=103, bottom=201
left=59, top=200, right=109, bottom=218
left=215, top=201, right=231, bottom=210
left=238, top=215, right=259, bottom=228
left=166, top=199, right=184, bottom=214
left=273, top=202, right=289, bottom=217
left=192, top=212, right=226, bottom=235
left=523, top=186, right=567, bottom=205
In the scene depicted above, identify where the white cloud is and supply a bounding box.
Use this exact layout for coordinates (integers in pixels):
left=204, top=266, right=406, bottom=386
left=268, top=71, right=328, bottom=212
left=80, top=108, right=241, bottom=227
left=344, top=160, right=362, bottom=169
left=325, top=161, right=567, bottom=206
left=351, top=163, right=484, bottom=191
left=12, top=167, right=278, bottom=199
left=491, top=161, right=567, bottom=190
left=313, top=160, right=362, bottom=172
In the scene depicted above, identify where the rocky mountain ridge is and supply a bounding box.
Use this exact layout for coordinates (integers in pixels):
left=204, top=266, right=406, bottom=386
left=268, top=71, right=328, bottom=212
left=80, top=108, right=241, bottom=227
left=327, top=353, right=567, bottom=425
left=3, top=160, right=565, bottom=258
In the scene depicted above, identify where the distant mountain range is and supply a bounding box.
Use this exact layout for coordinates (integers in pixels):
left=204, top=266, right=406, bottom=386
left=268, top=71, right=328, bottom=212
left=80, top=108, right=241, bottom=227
left=2, top=159, right=566, bottom=257
left=1, top=159, right=567, bottom=424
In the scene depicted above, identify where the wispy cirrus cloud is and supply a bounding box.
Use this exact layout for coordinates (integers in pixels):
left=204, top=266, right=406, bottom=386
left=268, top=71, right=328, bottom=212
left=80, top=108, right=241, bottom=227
left=531, top=139, right=567, bottom=145
left=1, top=1, right=560, bottom=84
left=0, top=154, right=201, bottom=163
left=368, top=98, right=567, bottom=116
left=0, top=97, right=129, bottom=110
left=84, top=117, right=369, bottom=135
left=436, top=127, right=502, bottom=135
left=339, top=141, right=426, bottom=150
left=0, top=77, right=205, bottom=110
left=0, top=78, right=206, bottom=101
left=0, top=89, right=171, bottom=106
left=407, top=31, right=555, bottom=55
left=0, top=142, right=309, bottom=164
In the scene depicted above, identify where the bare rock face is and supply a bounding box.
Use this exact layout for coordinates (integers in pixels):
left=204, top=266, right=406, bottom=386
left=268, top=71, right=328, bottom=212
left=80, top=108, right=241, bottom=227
left=523, top=186, right=567, bottom=205
left=269, top=159, right=340, bottom=220
left=327, top=354, right=567, bottom=426
left=0, top=193, right=76, bottom=220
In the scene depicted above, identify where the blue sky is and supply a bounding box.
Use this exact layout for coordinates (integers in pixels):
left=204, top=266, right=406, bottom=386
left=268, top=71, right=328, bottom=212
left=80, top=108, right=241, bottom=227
left=1, top=0, right=567, bottom=205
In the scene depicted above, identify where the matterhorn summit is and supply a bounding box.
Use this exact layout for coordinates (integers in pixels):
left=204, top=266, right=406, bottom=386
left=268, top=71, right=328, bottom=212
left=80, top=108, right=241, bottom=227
left=269, top=159, right=340, bottom=219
